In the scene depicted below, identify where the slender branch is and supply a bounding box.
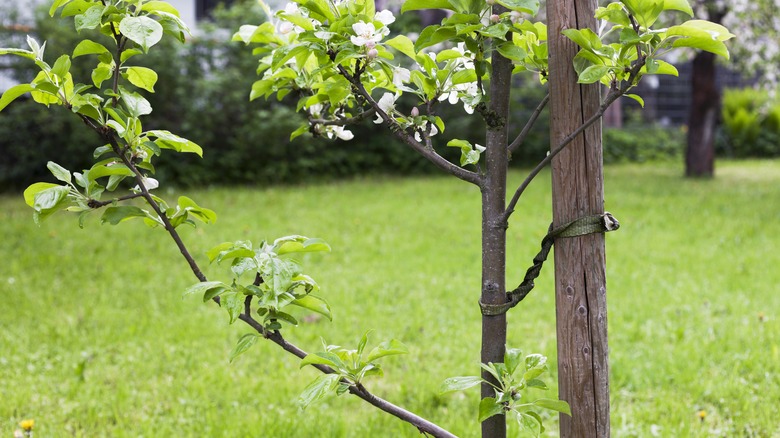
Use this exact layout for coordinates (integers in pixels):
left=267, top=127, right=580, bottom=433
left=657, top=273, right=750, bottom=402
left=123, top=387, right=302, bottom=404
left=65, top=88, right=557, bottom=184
left=87, top=192, right=145, bottom=208
left=89, top=130, right=457, bottom=437
left=502, top=58, right=646, bottom=223
left=507, top=93, right=549, bottom=154
left=309, top=108, right=376, bottom=126
left=337, top=65, right=482, bottom=187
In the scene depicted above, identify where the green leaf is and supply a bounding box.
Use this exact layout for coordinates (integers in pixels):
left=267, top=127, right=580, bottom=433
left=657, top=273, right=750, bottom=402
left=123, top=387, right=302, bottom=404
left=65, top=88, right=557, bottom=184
left=517, top=411, right=542, bottom=435
left=366, top=339, right=408, bottom=362
left=624, top=93, right=645, bottom=107
left=478, top=397, right=505, bottom=422
left=276, top=237, right=331, bottom=255
left=664, top=20, right=734, bottom=59
left=119, top=16, right=163, bottom=52
left=73, top=39, right=110, bottom=58
left=75, top=5, right=103, bottom=31
left=47, top=161, right=71, bottom=184
left=51, top=55, right=71, bottom=78
left=32, top=185, right=70, bottom=212
left=578, top=65, right=610, bottom=84
left=229, top=333, right=260, bottom=362
left=497, top=42, right=527, bottom=62
left=291, top=295, right=333, bottom=321
left=0, top=48, right=36, bottom=60
left=23, top=182, right=59, bottom=207
left=496, top=0, right=540, bottom=15
left=401, top=0, right=452, bottom=13
left=300, top=352, right=341, bottom=369
left=49, top=0, right=73, bottom=16
left=298, top=374, right=341, bottom=410
left=0, top=84, right=35, bottom=112
left=440, top=376, right=483, bottom=394
left=183, top=281, right=229, bottom=299
left=124, top=66, right=158, bottom=92
left=504, top=347, right=523, bottom=375
left=100, top=206, right=148, bottom=225
left=119, top=87, right=152, bottom=117
left=533, top=398, right=572, bottom=415
left=177, top=196, right=217, bottom=224
left=385, top=35, right=416, bottom=60
left=662, top=0, right=693, bottom=16
left=140, top=1, right=182, bottom=17
left=146, top=130, right=203, bottom=156
left=91, top=62, right=113, bottom=88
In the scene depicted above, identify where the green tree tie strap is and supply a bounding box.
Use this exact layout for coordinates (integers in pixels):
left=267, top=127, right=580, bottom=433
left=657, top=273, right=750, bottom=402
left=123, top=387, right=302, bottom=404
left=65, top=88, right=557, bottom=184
left=479, top=212, right=620, bottom=316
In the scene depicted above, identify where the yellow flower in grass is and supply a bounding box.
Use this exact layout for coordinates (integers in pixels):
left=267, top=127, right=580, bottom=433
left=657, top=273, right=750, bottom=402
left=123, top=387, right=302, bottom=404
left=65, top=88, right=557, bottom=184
left=697, top=410, right=707, bottom=421
left=20, top=419, right=35, bottom=431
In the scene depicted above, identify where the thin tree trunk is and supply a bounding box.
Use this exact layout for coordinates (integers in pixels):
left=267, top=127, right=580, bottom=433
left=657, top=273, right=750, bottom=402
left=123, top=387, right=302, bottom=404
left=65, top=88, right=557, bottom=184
left=547, top=0, right=610, bottom=436
left=685, top=50, right=718, bottom=177
left=480, top=5, right=514, bottom=438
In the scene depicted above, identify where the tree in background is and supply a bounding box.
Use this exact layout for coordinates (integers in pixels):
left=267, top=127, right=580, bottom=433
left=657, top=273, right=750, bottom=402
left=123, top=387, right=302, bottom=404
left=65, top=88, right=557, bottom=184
left=686, top=0, right=779, bottom=177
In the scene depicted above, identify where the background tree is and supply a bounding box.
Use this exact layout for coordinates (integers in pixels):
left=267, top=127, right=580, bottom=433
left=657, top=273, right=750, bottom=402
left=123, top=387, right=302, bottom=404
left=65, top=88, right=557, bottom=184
left=686, top=0, right=779, bottom=177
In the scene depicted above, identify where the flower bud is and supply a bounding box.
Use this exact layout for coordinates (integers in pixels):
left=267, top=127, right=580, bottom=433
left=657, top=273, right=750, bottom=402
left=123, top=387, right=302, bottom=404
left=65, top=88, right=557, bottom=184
left=411, top=107, right=420, bottom=117
left=367, top=48, right=379, bottom=59
left=490, top=14, right=500, bottom=23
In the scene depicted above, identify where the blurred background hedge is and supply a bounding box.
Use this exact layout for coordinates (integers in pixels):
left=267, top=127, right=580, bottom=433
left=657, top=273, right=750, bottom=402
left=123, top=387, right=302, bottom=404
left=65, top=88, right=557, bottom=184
left=3, top=1, right=746, bottom=191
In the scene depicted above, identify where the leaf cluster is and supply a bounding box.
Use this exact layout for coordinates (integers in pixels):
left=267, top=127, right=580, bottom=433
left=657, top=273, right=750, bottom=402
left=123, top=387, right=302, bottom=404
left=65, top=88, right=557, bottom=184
left=440, top=348, right=570, bottom=437
left=297, top=331, right=408, bottom=409
left=185, top=236, right=332, bottom=330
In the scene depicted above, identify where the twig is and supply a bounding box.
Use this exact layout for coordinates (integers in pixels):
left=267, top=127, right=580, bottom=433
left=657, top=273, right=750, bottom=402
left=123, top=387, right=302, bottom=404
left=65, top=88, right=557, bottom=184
left=337, top=65, right=482, bottom=187
left=309, top=108, right=376, bottom=125
left=502, top=57, right=646, bottom=223
left=507, top=93, right=549, bottom=154
left=87, top=192, right=145, bottom=208
left=86, top=128, right=457, bottom=437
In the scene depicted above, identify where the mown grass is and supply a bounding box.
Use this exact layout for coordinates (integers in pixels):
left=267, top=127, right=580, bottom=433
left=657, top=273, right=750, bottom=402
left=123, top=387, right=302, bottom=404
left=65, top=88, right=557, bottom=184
left=1, top=160, right=778, bottom=437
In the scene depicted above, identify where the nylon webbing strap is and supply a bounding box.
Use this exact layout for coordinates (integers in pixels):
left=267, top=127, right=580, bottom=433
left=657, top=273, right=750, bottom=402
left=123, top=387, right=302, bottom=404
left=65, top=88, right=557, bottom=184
left=479, top=212, right=620, bottom=316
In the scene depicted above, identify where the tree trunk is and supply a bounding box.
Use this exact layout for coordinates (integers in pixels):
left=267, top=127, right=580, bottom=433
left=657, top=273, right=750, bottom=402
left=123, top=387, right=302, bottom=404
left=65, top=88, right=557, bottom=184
left=685, top=50, right=718, bottom=177
left=547, top=0, right=610, bottom=436
left=480, top=5, right=514, bottom=438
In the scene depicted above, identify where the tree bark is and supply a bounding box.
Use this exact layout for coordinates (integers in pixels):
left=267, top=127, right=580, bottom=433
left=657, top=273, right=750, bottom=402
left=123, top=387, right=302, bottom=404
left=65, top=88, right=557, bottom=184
left=480, top=5, right=514, bottom=438
left=547, top=0, right=610, bottom=436
left=685, top=50, right=718, bottom=177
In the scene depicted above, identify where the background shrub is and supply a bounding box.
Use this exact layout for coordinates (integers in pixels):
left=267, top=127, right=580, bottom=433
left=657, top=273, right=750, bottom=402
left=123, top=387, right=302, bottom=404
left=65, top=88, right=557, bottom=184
left=719, top=87, right=780, bottom=158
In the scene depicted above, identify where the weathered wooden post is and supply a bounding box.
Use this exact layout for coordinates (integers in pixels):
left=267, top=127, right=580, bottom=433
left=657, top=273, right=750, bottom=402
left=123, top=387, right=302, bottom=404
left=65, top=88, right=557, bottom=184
left=547, top=0, right=611, bottom=436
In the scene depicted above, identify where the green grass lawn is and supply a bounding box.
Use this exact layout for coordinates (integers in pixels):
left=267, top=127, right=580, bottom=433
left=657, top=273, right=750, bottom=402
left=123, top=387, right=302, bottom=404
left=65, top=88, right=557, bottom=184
left=2, top=161, right=779, bottom=437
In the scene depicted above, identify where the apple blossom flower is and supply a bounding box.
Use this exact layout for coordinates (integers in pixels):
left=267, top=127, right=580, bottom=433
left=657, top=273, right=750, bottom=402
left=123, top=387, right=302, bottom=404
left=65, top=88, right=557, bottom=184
left=374, top=92, right=397, bottom=124
left=132, top=176, right=159, bottom=192
left=351, top=22, right=383, bottom=47
left=393, top=66, right=411, bottom=87
left=414, top=122, right=439, bottom=142
left=326, top=125, right=354, bottom=141
left=375, top=10, right=396, bottom=27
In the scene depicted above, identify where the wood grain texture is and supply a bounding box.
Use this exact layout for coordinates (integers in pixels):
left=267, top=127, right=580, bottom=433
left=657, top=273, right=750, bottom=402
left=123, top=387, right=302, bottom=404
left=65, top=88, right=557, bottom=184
left=547, top=0, right=611, bottom=436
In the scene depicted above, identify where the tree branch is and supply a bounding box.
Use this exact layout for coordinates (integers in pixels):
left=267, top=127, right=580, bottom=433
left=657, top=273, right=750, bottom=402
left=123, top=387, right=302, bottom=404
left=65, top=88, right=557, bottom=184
left=507, top=92, right=549, bottom=154
left=338, top=66, right=482, bottom=187
left=503, top=59, right=646, bottom=223
left=92, top=131, right=457, bottom=437
left=309, top=108, right=376, bottom=126
left=87, top=192, right=145, bottom=208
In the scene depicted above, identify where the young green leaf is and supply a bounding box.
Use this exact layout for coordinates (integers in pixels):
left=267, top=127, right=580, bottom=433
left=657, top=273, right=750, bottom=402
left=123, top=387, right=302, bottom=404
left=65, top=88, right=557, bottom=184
left=229, top=333, right=260, bottom=362
left=182, top=280, right=229, bottom=299
left=47, top=161, right=71, bottom=184
left=365, top=339, right=409, bottom=362
left=533, top=398, right=572, bottom=415
left=0, top=84, right=35, bottom=112
left=100, top=206, right=149, bottom=225
left=401, top=0, right=451, bottom=13
left=119, top=16, right=164, bottom=52
left=478, top=397, right=505, bottom=422
left=297, top=374, right=341, bottom=410
left=23, top=182, right=60, bottom=207
left=124, top=66, right=158, bottom=92
left=440, top=376, right=483, bottom=394
left=291, top=295, right=333, bottom=321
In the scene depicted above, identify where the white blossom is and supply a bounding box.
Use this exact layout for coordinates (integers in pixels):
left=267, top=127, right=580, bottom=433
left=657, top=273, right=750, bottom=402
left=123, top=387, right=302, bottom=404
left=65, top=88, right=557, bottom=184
left=132, top=176, right=159, bottom=192
left=374, top=92, right=397, bottom=124
left=351, top=22, right=383, bottom=47
left=414, top=122, right=439, bottom=142
left=375, top=10, right=396, bottom=26
left=393, top=67, right=411, bottom=88
left=326, top=125, right=354, bottom=141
